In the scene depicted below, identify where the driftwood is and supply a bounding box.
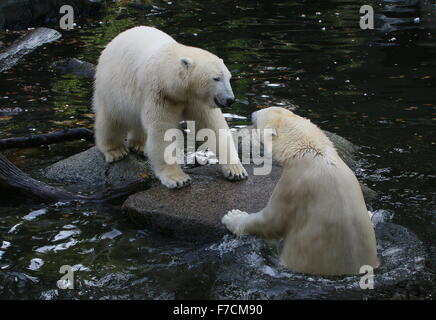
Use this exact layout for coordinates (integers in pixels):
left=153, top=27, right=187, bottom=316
left=0, top=28, right=61, bottom=73
left=0, top=153, right=145, bottom=203
left=0, top=128, right=94, bottom=150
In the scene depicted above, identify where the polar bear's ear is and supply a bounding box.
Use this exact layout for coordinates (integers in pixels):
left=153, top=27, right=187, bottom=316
left=180, top=57, right=193, bottom=70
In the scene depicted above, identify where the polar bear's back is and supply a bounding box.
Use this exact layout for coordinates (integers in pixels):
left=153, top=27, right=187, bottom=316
left=94, top=27, right=177, bottom=117
left=280, top=155, right=379, bottom=275
left=101, top=26, right=176, bottom=63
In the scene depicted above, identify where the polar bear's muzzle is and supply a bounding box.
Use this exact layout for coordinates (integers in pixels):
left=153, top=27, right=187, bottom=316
left=214, top=96, right=235, bottom=108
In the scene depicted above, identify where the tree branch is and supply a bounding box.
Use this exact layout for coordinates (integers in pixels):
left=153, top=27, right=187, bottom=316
left=0, top=153, right=145, bottom=204
left=0, top=128, right=94, bottom=150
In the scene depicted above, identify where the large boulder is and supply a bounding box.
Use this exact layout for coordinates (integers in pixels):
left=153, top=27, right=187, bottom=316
left=123, top=163, right=281, bottom=239
left=121, top=129, right=374, bottom=238
left=122, top=162, right=377, bottom=239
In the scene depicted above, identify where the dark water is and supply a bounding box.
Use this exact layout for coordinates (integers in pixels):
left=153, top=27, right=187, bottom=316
left=0, top=0, right=435, bottom=299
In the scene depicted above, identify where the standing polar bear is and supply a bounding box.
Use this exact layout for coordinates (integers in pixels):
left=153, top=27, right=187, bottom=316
left=222, top=107, right=379, bottom=276
left=93, top=26, right=247, bottom=188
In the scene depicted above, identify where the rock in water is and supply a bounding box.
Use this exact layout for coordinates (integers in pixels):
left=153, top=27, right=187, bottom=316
left=45, top=146, right=153, bottom=192
left=122, top=162, right=376, bottom=239
left=44, top=129, right=374, bottom=226
left=323, top=130, right=357, bottom=169
left=0, top=27, right=61, bottom=72
left=123, top=164, right=282, bottom=239
left=52, top=58, right=96, bottom=79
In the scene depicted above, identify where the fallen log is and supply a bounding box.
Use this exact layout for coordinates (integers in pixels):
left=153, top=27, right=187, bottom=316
left=0, top=128, right=94, bottom=150
left=0, top=153, right=145, bottom=203
left=0, top=27, right=61, bottom=72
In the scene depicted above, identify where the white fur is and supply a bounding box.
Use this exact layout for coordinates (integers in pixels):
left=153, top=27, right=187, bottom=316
left=222, top=107, right=379, bottom=275
left=93, top=26, right=247, bottom=188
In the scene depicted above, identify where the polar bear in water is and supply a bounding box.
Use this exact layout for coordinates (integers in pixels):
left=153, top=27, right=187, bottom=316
left=222, top=107, right=378, bottom=275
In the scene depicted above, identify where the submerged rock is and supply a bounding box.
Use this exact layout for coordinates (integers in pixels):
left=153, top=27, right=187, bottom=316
left=44, top=146, right=153, bottom=192
left=52, top=58, right=96, bottom=79
left=0, top=27, right=61, bottom=72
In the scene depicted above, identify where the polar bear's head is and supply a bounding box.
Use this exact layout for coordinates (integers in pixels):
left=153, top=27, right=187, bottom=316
left=251, top=107, right=296, bottom=132
left=252, top=107, right=334, bottom=162
left=178, top=49, right=235, bottom=108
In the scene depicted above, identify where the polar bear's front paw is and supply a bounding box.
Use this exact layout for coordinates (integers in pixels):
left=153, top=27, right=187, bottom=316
left=222, top=209, right=249, bottom=236
left=127, top=141, right=145, bottom=155
left=103, top=147, right=129, bottom=163
left=158, top=168, right=192, bottom=189
left=222, top=163, right=248, bottom=181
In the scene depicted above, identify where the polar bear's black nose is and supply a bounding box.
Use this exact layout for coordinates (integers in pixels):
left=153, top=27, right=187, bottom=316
left=226, top=97, right=235, bottom=107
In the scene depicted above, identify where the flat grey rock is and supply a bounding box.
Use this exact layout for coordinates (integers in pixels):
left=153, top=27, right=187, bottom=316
left=123, top=163, right=376, bottom=239
left=0, top=27, right=61, bottom=72
left=123, top=164, right=282, bottom=239
left=45, top=146, right=153, bottom=192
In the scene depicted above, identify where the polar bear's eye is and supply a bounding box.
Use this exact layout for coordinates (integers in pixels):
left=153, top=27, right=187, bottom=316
left=213, top=77, right=221, bottom=82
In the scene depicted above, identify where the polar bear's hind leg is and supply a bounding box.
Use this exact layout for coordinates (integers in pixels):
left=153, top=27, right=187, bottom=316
left=95, top=106, right=129, bottom=163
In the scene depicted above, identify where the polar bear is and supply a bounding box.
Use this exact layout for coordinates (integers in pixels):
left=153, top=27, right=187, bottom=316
left=222, top=107, right=379, bottom=276
left=93, top=26, right=247, bottom=188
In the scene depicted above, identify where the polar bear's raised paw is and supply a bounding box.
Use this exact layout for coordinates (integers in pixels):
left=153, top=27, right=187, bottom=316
left=222, top=209, right=249, bottom=236
left=222, top=164, right=248, bottom=181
